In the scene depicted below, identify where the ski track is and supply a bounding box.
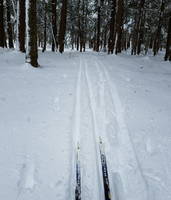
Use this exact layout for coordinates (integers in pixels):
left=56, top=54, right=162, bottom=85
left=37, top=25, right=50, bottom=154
left=71, top=55, right=104, bottom=200
left=94, top=55, right=149, bottom=200
left=68, top=52, right=150, bottom=200
left=70, top=57, right=82, bottom=200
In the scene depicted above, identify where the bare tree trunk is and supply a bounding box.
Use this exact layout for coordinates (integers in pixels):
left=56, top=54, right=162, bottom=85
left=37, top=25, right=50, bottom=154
left=108, top=0, right=116, bottom=54
left=0, top=0, right=5, bottom=48
left=164, top=14, right=171, bottom=61
left=52, top=0, right=57, bottom=52
left=58, top=0, right=68, bottom=53
left=153, top=0, right=165, bottom=56
left=115, top=0, right=124, bottom=54
left=42, top=0, right=47, bottom=52
left=137, top=12, right=145, bottom=55
left=131, top=0, right=145, bottom=55
left=76, top=0, right=81, bottom=51
left=26, top=0, right=38, bottom=67
left=96, top=0, right=101, bottom=52
left=6, top=0, right=14, bottom=48
left=19, top=0, right=26, bottom=52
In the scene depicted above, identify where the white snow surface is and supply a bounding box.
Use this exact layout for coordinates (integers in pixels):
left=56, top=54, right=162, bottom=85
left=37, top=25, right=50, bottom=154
left=0, top=48, right=171, bottom=200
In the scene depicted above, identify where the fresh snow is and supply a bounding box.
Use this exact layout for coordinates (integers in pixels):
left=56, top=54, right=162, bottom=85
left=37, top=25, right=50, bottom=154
left=0, top=48, right=171, bottom=200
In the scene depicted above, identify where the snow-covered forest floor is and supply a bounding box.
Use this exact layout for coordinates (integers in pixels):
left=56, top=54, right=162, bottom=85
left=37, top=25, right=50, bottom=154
left=0, top=48, right=171, bottom=200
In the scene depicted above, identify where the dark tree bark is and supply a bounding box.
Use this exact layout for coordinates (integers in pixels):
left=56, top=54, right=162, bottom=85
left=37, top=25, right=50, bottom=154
left=96, top=0, right=101, bottom=52
left=137, top=12, right=145, bottom=55
left=164, top=14, right=171, bottom=61
left=76, top=0, right=81, bottom=51
left=58, top=0, right=68, bottom=53
left=153, top=0, right=165, bottom=56
left=26, top=0, right=38, bottom=67
left=52, top=0, right=57, bottom=52
left=42, top=0, right=47, bottom=52
left=115, top=0, right=124, bottom=54
left=0, top=0, right=5, bottom=48
left=108, top=0, right=116, bottom=54
left=6, top=0, right=14, bottom=48
left=131, top=0, right=145, bottom=55
left=80, top=0, right=86, bottom=52
left=19, top=0, right=26, bottom=52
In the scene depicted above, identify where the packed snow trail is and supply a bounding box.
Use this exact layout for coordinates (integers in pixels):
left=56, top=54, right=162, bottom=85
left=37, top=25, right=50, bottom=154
left=71, top=55, right=104, bottom=200
left=95, top=57, right=150, bottom=200
left=81, top=52, right=150, bottom=200
left=72, top=52, right=150, bottom=200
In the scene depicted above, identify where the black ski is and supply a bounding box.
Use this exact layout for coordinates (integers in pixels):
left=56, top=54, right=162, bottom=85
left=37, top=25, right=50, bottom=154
left=99, top=138, right=111, bottom=200
left=75, top=143, right=81, bottom=200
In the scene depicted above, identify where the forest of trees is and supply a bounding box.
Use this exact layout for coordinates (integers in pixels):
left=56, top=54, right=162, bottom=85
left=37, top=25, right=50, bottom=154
left=0, top=0, right=171, bottom=67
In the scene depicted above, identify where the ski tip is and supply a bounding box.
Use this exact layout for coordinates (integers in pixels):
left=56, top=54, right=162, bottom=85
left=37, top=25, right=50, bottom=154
left=77, top=142, right=80, bottom=150
left=99, top=136, right=102, bottom=144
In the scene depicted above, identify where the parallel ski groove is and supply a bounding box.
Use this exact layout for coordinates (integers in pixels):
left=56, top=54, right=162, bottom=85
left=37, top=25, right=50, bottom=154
left=84, top=58, right=111, bottom=200
left=96, top=57, right=150, bottom=200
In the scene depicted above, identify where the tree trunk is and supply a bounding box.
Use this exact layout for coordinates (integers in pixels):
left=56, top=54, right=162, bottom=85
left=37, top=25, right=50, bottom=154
left=42, top=0, right=47, bottom=52
left=26, top=0, right=38, bottom=67
left=164, top=15, right=171, bottom=61
left=19, top=0, right=26, bottom=52
left=137, top=12, right=145, bottom=55
left=0, top=0, right=5, bottom=48
left=96, top=0, right=101, bottom=52
left=153, top=0, right=165, bottom=56
left=58, top=0, right=68, bottom=53
left=76, top=0, right=81, bottom=51
left=52, top=0, right=57, bottom=52
left=108, top=0, right=116, bottom=54
left=6, top=0, right=14, bottom=48
left=115, top=0, right=124, bottom=54
left=131, top=0, right=145, bottom=55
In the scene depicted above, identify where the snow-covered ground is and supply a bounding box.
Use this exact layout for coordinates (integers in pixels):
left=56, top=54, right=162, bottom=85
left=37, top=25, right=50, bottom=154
left=0, top=48, right=171, bottom=200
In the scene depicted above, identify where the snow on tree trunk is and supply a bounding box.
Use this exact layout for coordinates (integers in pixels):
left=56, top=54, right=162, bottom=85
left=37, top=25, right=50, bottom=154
left=6, top=0, right=14, bottom=48
left=16, top=0, right=19, bottom=50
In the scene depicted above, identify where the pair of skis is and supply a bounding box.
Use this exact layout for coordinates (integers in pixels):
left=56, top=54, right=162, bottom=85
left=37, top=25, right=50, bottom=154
left=75, top=139, right=111, bottom=200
